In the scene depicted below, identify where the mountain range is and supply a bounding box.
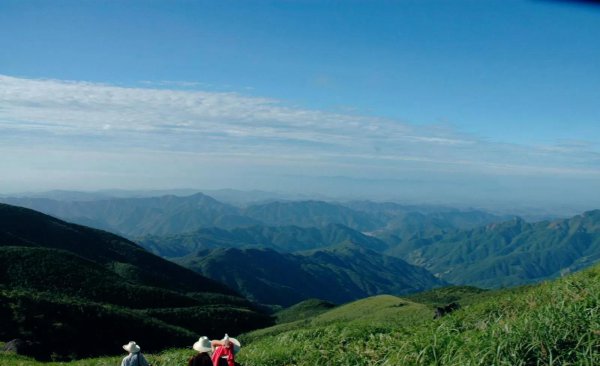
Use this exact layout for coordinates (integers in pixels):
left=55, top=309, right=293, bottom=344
left=3, top=192, right=600, bottom=305
left=392, top=211, right=600, bottom=288
left=139, top=223, right=388, bottom=258
left=131, top=195, right=600, bottom=291
left=0, top=193, right=505, bottom=238
left=0, top=193, right=257, bottom=237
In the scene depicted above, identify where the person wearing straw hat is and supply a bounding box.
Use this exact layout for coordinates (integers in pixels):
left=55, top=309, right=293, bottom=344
left=120, top=341, right=150, bottom=366
left=210, top=334, right=241, bottom=366
left=188, top=336, right=213, bottom=366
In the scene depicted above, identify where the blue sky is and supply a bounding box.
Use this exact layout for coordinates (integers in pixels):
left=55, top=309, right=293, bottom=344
left=1, top=0, right=599, bottom=212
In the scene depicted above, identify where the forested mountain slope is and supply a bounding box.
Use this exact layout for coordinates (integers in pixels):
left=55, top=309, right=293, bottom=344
left=0, top=204, right=272, bottom=360
left=393, top=210, right=600, bottom=287
left=176, top=242, right=445, bottom=306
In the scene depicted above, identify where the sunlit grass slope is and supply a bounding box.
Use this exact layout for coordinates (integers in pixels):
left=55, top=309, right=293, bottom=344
left=236, top=264, right=599, bottom=365
left=275, top=298, right=337, bottom=324
left=2, top=264, right=598, bottom=365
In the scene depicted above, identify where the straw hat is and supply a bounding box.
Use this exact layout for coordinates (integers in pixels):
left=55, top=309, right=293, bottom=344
left=225, top=337, right=241, bottom=355
left=122, top=341, right=141, bottom=353
left=193, top=336, right=212, bottom=353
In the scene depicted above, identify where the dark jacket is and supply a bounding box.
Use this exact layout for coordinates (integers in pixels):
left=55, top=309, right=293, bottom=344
left=188, top=352, right=213, bottom=366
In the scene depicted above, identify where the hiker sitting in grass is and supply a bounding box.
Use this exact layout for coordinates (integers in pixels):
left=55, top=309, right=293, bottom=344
left=121, top=341, right=150, bottom=366
left=188, top=337, right=213, bottom=366
left=210, top=334, right=241, bottom=366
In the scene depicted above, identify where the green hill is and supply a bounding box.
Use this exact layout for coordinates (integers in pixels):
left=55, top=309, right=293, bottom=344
left=404, top=285, right=488, bottom=307
left=175, top=243, right=446, bottom=307
left=236, top=262, right=599, bottom=365
left=2, top=263, right=598, bottom=365
left=240, top=294, right=432, bottom=345
left=275, top=298, right=337, bottom=324
left=0, top=246, right=199, bottom=309
left=0, top=203, right=233, bottom=294
left=0, top=203, right=272, bottom=360
left=393, top=211, right=600, bottom=288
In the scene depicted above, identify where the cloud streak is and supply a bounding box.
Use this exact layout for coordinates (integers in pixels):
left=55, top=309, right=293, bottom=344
left=0, top=75, right=469, bottom=147
left=1, top=73, right=599, bottom=198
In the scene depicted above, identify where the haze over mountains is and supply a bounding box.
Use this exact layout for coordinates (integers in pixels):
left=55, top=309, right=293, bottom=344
left=0, top=192, right=507, bottom=237
left=3, top=190, right=600, bottom=301
left=2, top=189, right=600, bottom=361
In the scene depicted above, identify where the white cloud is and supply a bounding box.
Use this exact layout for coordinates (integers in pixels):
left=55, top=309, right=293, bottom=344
left=0, top=73, right=599, bottom=188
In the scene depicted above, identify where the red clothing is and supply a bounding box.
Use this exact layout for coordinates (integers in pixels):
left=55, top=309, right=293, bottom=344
left=211, top=344, right=235, bottom=366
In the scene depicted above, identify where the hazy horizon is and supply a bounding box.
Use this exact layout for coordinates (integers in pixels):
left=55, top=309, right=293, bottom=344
left=1, top=1, right=599, bottom=214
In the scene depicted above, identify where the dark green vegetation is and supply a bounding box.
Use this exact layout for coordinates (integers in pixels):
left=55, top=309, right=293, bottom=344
left=404, top=285, right=488, bottom=307
left=2, top=262, right=599, bottom=365
left=174, top=243, right=446, bottom=306
left=393, top=211, right=600, bottom=288
left=0, top=204, right=272, bottom=360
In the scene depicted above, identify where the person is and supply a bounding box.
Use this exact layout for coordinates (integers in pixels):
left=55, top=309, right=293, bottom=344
left=210, top=334, right=241, bottom=366
left=120, top=341, right=150, bottom=366
left=188, top=336, right=213, bottom=366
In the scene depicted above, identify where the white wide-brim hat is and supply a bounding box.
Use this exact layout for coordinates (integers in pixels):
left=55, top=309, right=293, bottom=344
left=193, top=336, right=212, bottom=353
left=123, top=341, right=141, bottom=353
left=228, top=338, right=241, bottom=355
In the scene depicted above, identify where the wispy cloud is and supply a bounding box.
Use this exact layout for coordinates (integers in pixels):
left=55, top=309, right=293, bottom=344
left=0, top=74, right=599, bottom=186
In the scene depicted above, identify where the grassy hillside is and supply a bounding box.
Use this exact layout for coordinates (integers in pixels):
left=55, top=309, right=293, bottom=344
left=176, top=243, right=445, bottom=306
left=2, top=262, right=598, bottom=365
left=240, top=295, right=432, bottom=343
left=0, top=203, right=232, bottom=294
left=235, top=263, right=599, bottom=365
left=275, top=299, right=337, bottom=324
left=404, top=285, right=489, bottom=307
left=0, top=204, right=272, bottom=360
left=0, top=287, right=197, bottom=360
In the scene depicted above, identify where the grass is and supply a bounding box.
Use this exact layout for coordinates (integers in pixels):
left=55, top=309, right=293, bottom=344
left=241, top=294, right=431, bottom=344
left=0, top=349, right=190, bottom=366
left=275, top=298, right=336, bottom=324
left=2, top=265, right=599, bottom=365
left=236, top=264, right=600, bottom=365
left=404, top=285, right=489, bottom=307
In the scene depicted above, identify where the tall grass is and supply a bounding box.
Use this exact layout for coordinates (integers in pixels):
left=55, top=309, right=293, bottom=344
left=237, top=265, right=599, bottom=365
left=2, top=265, right=598, bottom=365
